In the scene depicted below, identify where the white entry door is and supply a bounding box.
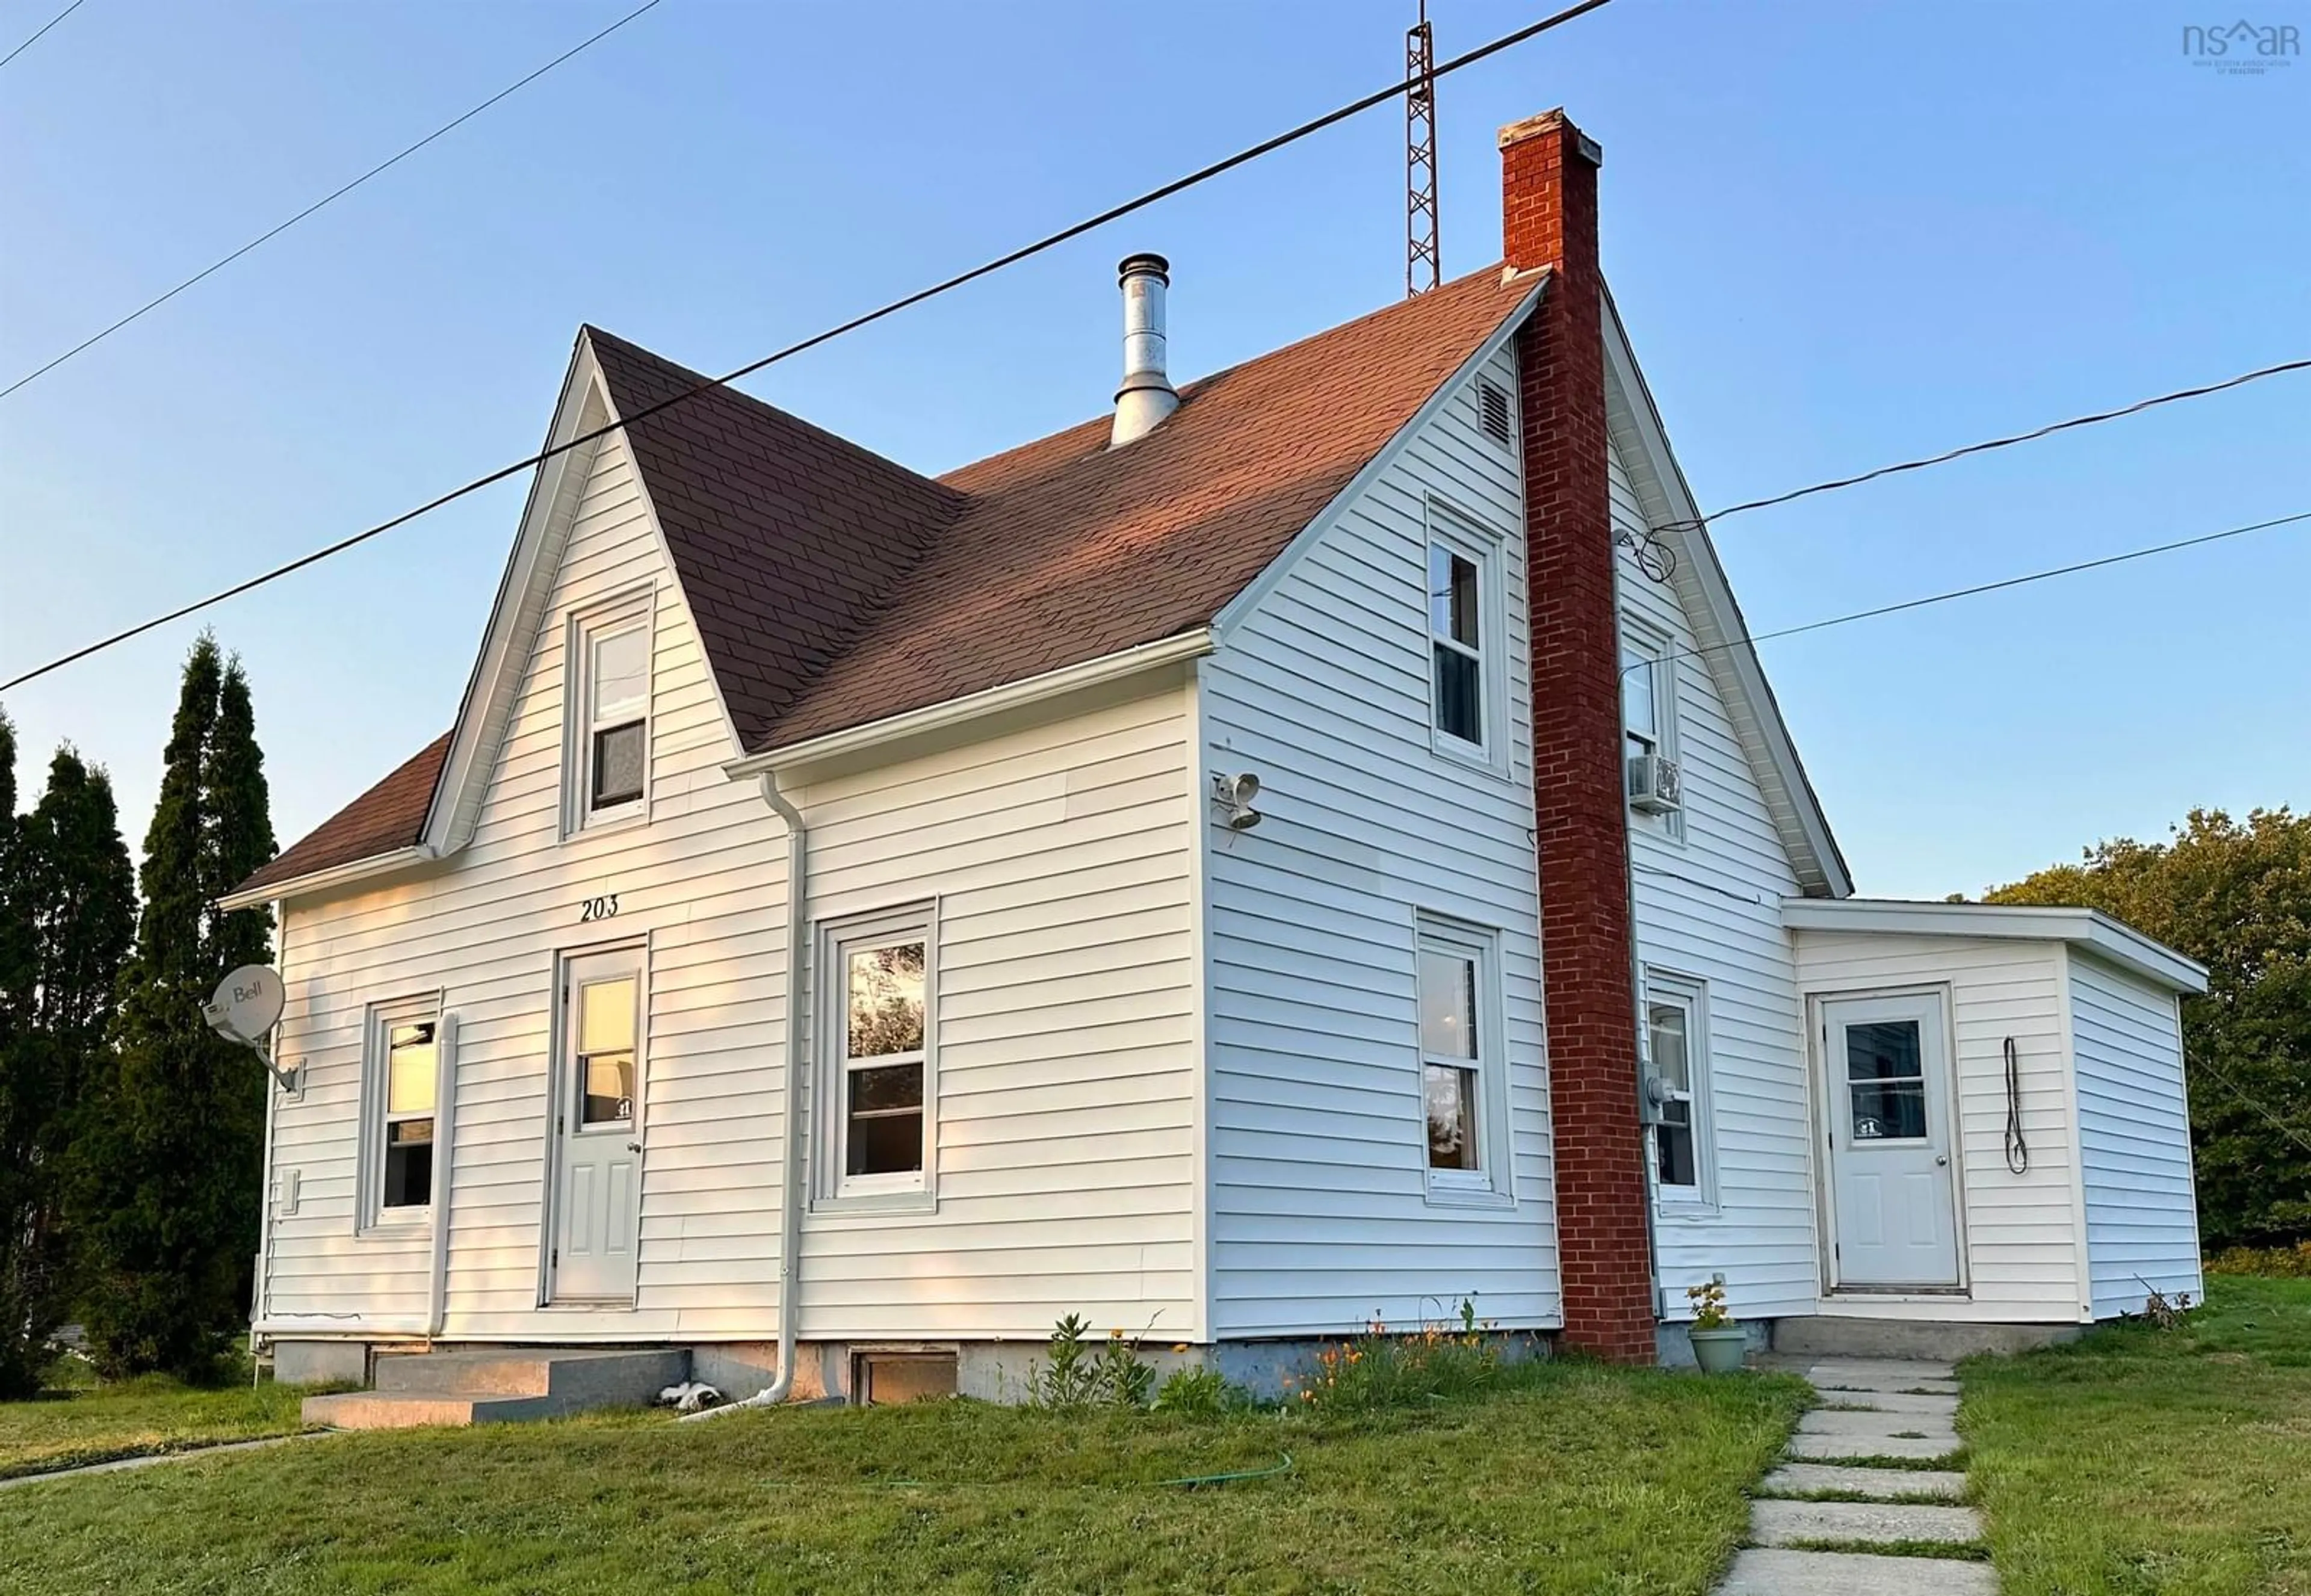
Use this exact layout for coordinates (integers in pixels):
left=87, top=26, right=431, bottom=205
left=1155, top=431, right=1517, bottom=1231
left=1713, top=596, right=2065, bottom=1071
left=1822, top=993, right=1961, bottom=1288
left=550, top=947, right=644, bottom=1303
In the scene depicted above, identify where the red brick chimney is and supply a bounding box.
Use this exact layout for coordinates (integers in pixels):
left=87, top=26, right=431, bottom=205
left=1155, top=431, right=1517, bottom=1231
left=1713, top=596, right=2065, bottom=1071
left=1503, top=109, right=1657, bottom=1364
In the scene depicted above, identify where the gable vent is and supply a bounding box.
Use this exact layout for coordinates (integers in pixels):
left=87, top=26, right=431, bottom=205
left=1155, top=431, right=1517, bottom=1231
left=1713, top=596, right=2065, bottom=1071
left=1479, top=379, right=1514, bottom=447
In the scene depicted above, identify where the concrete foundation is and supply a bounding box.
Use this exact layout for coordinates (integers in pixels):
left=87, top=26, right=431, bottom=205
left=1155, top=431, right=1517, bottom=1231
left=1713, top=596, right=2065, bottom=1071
left=1773, top=1314, right=2082, bottom=1360
left=1654, top=1317, right=1769, bottom=1369
left=270, top=1328, right=1551, bottom=1410
left=271, top=1338, right=371, bottom=1387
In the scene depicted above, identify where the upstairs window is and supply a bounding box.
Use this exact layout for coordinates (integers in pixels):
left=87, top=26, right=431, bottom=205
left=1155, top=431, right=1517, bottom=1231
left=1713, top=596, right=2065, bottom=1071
left=1429, top=540, right=1483, bottom=746
left=1425, top=507, right=1511, bottom=767
left=1622, top=634, right=1664, bottom=765
left=566, top=597, right=652, bottom=834
left=1621, top=617, right=1682, bottom=826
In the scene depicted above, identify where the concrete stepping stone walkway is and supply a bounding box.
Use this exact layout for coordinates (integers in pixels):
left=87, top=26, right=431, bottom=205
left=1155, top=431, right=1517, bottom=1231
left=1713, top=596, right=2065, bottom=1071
left=1716, top=1357, right=1997, bottom=1595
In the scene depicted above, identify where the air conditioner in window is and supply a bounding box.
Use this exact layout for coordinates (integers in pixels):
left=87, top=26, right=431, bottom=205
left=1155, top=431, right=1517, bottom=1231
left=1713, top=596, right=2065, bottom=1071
left=1627, top=754, right=1683, bottom=815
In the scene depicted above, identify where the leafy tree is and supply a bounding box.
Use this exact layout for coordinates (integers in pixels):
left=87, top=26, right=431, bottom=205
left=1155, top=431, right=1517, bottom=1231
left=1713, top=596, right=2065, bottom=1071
left=1986, top=808, right=2311, bottom=1249
left=75, top=639, right=277, bottom=1379
left=0, top=738, right=135, bottom=1395
left=0, top=714, right=34, bottom=1394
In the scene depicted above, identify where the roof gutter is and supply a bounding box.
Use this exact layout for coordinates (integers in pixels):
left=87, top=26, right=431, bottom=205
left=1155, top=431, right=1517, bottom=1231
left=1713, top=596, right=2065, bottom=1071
left=1779, top=898, right=2210, bottom=994
left=723, top=628, right=1216, bottom=781
left=216, top=844, right=436, bottom=913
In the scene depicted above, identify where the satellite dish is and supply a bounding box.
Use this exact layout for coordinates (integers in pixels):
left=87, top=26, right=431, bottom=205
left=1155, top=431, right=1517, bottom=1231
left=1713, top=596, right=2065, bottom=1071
left=203, top=965, right=285, bottom=1047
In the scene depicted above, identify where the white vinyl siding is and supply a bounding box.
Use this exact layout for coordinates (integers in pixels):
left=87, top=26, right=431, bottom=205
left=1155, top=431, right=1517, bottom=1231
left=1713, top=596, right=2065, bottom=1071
left=1614, top=441, right=1814, bottom=1321
left=259, top=420, right=792, bottom=1340
left=259, top=403, right=1202, bottom=1344
left=1200, top=346, right=1561, bottom=1338
left=787, top=684, right=1198, bottom=1340
left=2070, top=952, right=2202, bottom=1318
left=1791, top=930, right=2087, bottom=1323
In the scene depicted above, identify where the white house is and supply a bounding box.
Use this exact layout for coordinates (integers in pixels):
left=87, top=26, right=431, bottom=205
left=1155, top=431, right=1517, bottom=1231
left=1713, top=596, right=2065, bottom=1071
left=226, top=109, right=2207, bottom=1405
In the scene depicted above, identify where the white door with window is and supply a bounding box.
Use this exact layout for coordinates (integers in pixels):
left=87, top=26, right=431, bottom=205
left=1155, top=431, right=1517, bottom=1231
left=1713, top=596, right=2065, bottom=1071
left=550, top=948, right=645, bottom=1302
left=1822, top=992, right=1960, bottom=1288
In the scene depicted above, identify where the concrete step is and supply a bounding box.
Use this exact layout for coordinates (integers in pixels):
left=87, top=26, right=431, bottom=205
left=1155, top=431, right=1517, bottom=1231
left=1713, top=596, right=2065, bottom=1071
left=373, top=1347, right=687, bottom=1400
left=1719, top=1548, right=1996, bottom=1594
left=1749, top=1498, right=1984, bottom=1548
left=302, top=1391, right=561, bottom=1429
left=1777, top=1314, right=2076, bottom=1361
left=1799, top=1409, right=1960, bottom=1443
left=1758, top=1463, right=1970, bottom=1501
left=1803, top=1358, right=1957, bottom=1384
left=312, top=1347, right=692, bottom=1430
left=1815, top=1390, right=1960, bottom=1418
left=1786, top=1432, right=1963, bottom=1463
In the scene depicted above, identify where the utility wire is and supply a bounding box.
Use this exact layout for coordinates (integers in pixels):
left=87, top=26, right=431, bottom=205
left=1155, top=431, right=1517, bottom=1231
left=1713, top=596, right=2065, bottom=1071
left=2190, top=1053, right=2311, bottom=1158
left=0, top=0, right=1621, bottom=692
left=0, top=0, right=85, bottom=70
left=1663, top=356, right=2311, bottom=537
left=0, top=0, right=667, bottom=400
left=1625, top=508, right=2311, bottom=686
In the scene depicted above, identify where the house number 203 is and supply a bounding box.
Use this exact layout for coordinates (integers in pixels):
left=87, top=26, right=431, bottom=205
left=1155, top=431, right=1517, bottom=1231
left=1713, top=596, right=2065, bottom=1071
left=578, top=894, right=620, bottom=923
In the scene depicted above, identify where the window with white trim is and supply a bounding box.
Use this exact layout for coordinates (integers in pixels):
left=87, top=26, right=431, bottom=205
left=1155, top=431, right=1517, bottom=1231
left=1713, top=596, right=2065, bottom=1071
left=1417, top=915, right=1508, bottom=1198
left=820, top=906, right=936, bottom=1206
left=567, top=598, right=652, bottom=832
left=1621, top=627, right=1669, bottom=767
left=1621, top=617, right=1682, bottom=832
left=1644, top=971, right=1714, bottom=1207
left=1425, top=506, right=1506, bottom=764
left=363, top=998, right=439, bottom=1228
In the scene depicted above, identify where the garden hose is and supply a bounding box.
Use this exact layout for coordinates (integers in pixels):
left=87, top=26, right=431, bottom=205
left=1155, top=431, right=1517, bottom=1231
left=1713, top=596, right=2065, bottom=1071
left=1157, top=1453, right=1295, bottom=1488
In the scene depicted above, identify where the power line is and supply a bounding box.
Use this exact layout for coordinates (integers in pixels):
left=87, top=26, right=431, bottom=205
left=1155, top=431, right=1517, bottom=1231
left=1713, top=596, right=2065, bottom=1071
left=1630, top=508, right=2311, bottom=684
left=1665, top=356, right=2311, bottom=537
left=0, top=0, right=667, bottom=401
left=2191, top=1053, right=2311, bottom=1158
left=0, top=0, right=85, bottom=70
left=0, top=0, right=1621, bottom=693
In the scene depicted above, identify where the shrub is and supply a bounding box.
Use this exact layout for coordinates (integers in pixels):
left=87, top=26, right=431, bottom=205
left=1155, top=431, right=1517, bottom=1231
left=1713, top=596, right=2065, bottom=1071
left=1287, top=1300, right=1509, bottom=1415
left=1032, top=1314, right=1157, bottom=1410
left=1033, top=1313, right=1100, bottom=1409
left=2205, top=1241, right=2311, bottom=1278
left=1152, top=1365, right=1239, bottom=1416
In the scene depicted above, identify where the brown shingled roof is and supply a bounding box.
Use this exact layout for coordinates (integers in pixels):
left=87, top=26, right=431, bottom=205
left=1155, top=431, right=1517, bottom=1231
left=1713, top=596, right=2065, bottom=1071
left=234, top=732, right=450, bottom=896
left=237, top=265, right=1535, bottom=898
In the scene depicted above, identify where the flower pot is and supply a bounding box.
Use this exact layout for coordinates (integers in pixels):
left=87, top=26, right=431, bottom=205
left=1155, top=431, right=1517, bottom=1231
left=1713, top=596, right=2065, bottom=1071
left=1686, top=1324, right=1747, bottom=1374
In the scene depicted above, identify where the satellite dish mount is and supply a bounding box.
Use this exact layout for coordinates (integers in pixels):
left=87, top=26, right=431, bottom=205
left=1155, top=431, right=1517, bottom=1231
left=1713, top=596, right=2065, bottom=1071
left=202, top=965, right=301, bottom=1094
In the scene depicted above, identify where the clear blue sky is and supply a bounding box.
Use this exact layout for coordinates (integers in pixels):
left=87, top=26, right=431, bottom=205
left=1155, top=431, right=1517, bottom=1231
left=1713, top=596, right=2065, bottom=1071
left=2, top=0, right=2305, bottom=899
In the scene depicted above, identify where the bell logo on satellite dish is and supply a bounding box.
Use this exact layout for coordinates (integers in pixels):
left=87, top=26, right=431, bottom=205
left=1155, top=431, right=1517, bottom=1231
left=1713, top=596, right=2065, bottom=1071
left=202, top=964, right=301, bottom=1092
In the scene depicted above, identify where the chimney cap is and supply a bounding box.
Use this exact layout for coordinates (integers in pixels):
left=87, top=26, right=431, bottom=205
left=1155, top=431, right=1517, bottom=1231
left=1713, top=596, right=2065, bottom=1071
left=1117, top=252, right=1172, bottom=284
left=1497, top=108, right=1602, bottom=167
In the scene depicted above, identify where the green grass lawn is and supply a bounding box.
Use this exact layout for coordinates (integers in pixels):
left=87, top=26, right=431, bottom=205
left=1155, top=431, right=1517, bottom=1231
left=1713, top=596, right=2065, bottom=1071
left=0, top=1366, right=316, bottom=1480
left=1963, top=1275, right=2311, bottom=1596
left=0, top=1360, right=1805, bottom=1595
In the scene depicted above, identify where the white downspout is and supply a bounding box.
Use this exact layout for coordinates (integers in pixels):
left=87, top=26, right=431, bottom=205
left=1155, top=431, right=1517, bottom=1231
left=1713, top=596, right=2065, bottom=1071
left=684, top=772, right=808, bottom=1420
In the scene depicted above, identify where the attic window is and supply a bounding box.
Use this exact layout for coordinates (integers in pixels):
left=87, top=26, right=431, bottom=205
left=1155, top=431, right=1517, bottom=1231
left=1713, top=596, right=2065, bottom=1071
left=565, top=595, right=654, bottom=835
left=1478, top=379, right=1514, bottom=447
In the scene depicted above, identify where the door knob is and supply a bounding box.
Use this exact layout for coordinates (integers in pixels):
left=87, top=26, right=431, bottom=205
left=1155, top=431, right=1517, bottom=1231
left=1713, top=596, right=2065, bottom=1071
left=1934, top=1154, right=1949, bottom=1166
left=626, top=1142, right=643, bottom=1154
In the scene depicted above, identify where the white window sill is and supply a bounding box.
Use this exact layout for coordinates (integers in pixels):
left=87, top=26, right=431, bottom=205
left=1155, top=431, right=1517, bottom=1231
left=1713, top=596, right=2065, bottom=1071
left=1431, top=731, right=1512, bottom=782
left=1422, top=1180, right=1513, bottom=1211
left=814, top=1189, right=936, bottom=1218
left=1654, top=1197, right=1719, bottom=1220
left=359, top=1210, right=432, bottom=1239
left=567, top=804, right=647, bottom=844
